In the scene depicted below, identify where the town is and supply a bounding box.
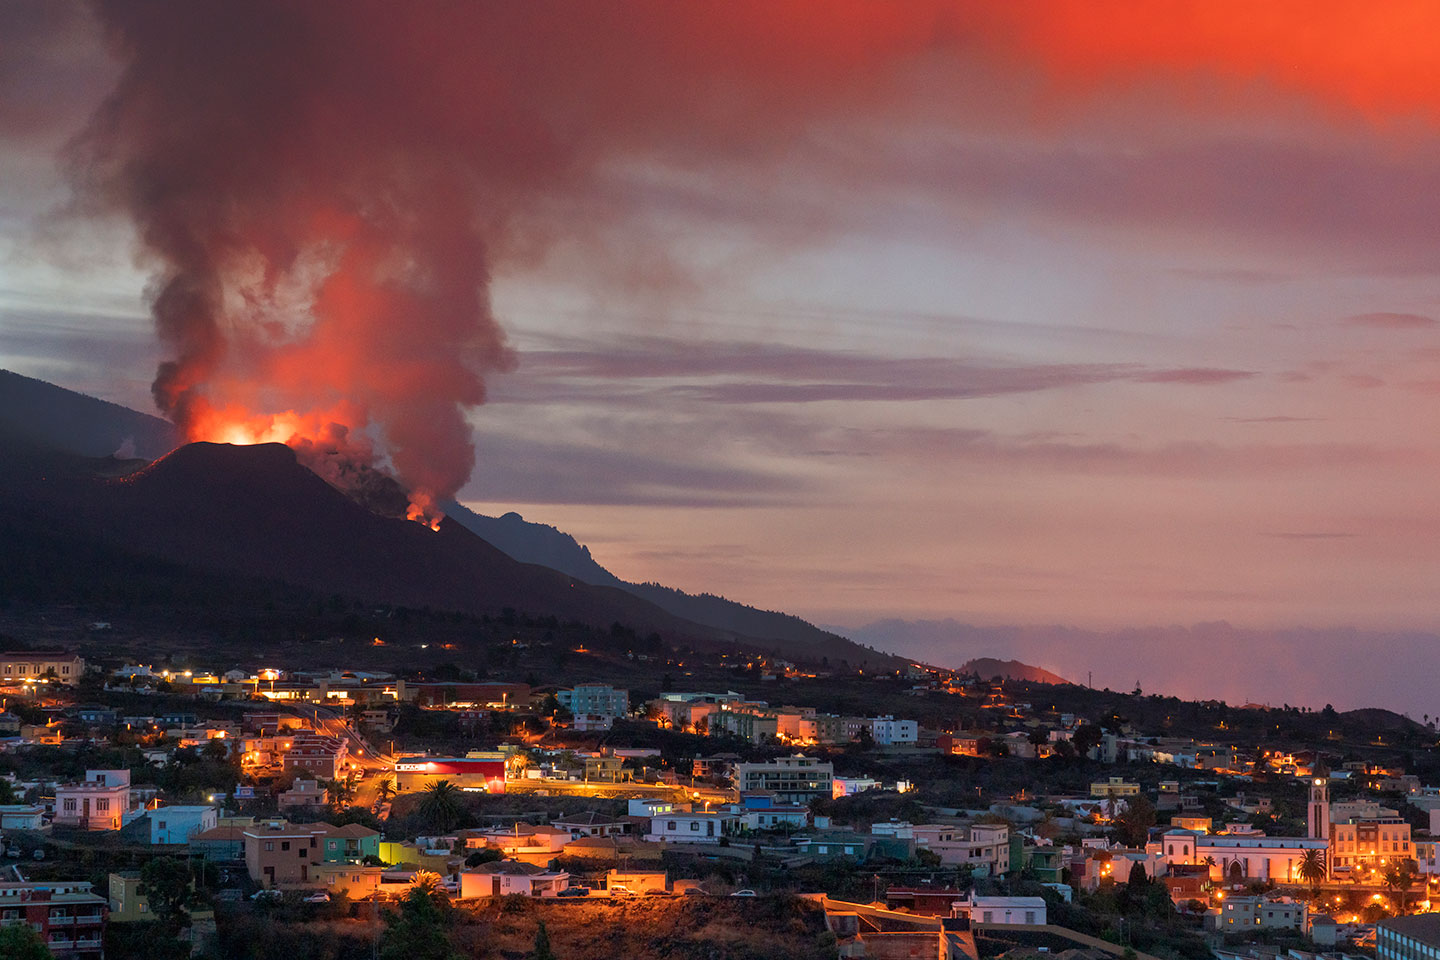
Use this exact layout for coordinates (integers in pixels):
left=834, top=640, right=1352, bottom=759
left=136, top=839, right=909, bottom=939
left=1, top=643, right=1438, bottom=960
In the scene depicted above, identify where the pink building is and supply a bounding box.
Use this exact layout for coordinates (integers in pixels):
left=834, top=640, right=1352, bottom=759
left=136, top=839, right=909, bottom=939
left=54, top=770, right=131, bottom=831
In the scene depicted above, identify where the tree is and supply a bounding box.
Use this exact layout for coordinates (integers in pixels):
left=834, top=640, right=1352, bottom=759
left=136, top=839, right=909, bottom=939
left=1112, top=795, right=1156, bottom=848
left=1297, top=848, right=1326, bottom=896
left=1384, top=859, right=1419, bottom=913
left=139, top=856, right=195, bottom=935
left=0, top=778, right=18, bottom=804
left=465, top=847, right=503, bottom=868
left=418, top=779, right=465, bottom=832
left=379, top=886, right=457, bottom=960
left=376, top=776, right=397, bottom=804
left=1127, top=861, right=1149, bottom=890
left=0, top=924, right=53, bottom=960
left=1073, top=724, right=1103, bottom=757
left=324, top=774, right=358, bottom=808
left=530, top=920, right=557, bottom=960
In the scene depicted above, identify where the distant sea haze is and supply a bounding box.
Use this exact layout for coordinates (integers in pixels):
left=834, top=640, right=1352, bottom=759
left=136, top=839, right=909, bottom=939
left=840, top=619, right=1432, bottom=719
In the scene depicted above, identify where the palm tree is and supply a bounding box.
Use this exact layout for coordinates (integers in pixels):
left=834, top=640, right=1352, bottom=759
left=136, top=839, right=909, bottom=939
left=376, top=776, right=396, bottom=804
left=409, top=869, right=447, bottom=902
left=324, top=774, right=358, bottom=808
left=1298, top=848, right=1327, bottom=897
left=418, top=779, right=464, bottom=832
left=1384, top=859, right=1419, bottom=914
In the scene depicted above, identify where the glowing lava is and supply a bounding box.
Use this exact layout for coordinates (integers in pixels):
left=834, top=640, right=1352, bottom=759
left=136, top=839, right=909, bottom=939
left=188, top=401, right=445, bottom=530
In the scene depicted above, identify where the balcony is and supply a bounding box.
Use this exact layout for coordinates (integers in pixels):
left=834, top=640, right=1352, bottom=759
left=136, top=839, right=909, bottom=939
left=48, top=915, right=75, bottom=925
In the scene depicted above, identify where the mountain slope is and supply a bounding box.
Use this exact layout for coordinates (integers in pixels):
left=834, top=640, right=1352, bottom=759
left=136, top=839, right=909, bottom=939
left=0, top=368, right=176, bottom=459
left=441, top=503, right=889, bottom=665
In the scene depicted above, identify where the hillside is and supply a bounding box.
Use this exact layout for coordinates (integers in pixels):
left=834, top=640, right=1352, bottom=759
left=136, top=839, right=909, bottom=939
left=0, top=368, right=176, bottom=459
left=961, top=657, right=1070, bottom=685
left=0, top=432, right=906, bottom=670
left=442, top=504, right=883, bottom=664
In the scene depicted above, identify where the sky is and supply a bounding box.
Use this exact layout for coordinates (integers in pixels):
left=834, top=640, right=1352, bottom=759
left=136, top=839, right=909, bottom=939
left=6, top=2, right=1440, bottom=674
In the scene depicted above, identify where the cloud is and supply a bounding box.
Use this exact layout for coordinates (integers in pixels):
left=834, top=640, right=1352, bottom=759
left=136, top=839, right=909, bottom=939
left=1136, top=368, right=1256, bottom=385
left=518, top=336, right=1255, bottom=405
left=1343, top=312, right=1437, bottom=329
left=1223, top=415, right=1324, bottom=424
left=1263, top=531, right=1359, bottom=540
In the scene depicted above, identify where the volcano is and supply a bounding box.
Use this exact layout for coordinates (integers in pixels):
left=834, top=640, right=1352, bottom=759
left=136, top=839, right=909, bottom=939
left=0, top=370, right=908, bottom=668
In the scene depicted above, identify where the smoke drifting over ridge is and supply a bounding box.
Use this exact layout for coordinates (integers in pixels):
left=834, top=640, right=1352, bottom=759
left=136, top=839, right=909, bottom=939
left=62, top=1, right=1440, bottom=519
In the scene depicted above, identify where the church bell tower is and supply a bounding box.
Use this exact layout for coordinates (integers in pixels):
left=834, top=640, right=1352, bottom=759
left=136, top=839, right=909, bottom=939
left=1308, top=777, right=1330, bottom=840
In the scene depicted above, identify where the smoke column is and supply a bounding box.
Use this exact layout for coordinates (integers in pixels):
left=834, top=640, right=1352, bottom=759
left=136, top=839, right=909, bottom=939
left=65, top=2, right=1440, bottom=521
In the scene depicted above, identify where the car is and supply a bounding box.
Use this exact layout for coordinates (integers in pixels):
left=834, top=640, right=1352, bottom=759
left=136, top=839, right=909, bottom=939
left=608, top=884, right=636, bottom=897
left=683, top=887, right=708, bottom=896
left=730, top=889, right=757, bottom=897
left=303, top=892, right=331, bottom=903
left=250, top=890, right=282, bottom=901
left=644, top=889, right=671, bottom=896
left=557, top=887, right=590, bottom=898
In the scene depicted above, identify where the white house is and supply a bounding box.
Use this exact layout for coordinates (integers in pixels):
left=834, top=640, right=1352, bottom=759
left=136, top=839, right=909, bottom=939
left=0, top=805, right=46, bottom=830
left=458, top=860, right=569, bottom=898
left=956, top=896, right=1047, bottom=925
left=870, top=716, right=918, bottom=746
left=646, top=811, right=739, bottom=844
left=151, top=805, right=219, bottom=845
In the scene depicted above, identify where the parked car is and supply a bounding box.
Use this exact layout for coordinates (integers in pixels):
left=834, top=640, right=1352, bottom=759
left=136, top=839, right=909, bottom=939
left=683, top=887, right=708, bottom=896
left=644, top=889, right=671, bottom=896
left=731, top=889, right=756, bottom=897
left=557, top=887, right=590, bottom=898
left=608, top=884, right=636, bottom=897
left=303, top=892, right=331, bottom=903
left=250, top=890, right=282, bottom=901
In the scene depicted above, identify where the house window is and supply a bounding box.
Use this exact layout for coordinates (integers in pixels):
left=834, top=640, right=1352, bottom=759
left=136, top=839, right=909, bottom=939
left=265, top=842, right=274, bottom=852
left=690, top=822, right=699, bottom=831
left=97, top=799, right=109, bottom=811
left=63, top=799, right=76, bottom=812
left=1025, top=912, right=1036, bottom=924
left=281, top=841, right=291, bottom=851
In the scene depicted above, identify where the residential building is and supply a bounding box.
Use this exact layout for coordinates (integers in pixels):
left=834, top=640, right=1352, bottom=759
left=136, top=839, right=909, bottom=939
left=1091, top=777, right=1142, bottom=798
left=572, top=713, right=613, bottom=732
left=151, top=805, right=218, bottom=845
left=458, top=860, right=570, bottom=898
left=277, top=779, right=328, bottom=813
left=1330, top=815, right=1411, bottom=879
left=283, top=733, right=348, bottom=780
left=312, top=862, right=388, bottom=898
left=606, top=869, right=669, bottom=894
left=792, top=833, right=872, bottom=860
left=733, top=755, right=834, bottom=804
left=54, top=770, right=131, bottom=831
left=955, top=895, right=1048, bottom=925
left=0, top=650, right=84, bottom=685
left=1379, top=915, right=1440, bottom=960
left=548, top=812, right=624, bottom=839
left=0, top=805, right=46, bottom=830
left=710, top=709, right=779, bottom=744
left=1213, top=895, right=1307, bottom=931
left=190, top=824, right=248, bottom=861
left=913, top=823, right=1011, bottom=875
left=243, top=819, right=329, bottom=888
left=581, top=756, right=629, bottom=783
left=870, top=716, right=918, bottom=746
left=0, top=880, right=106, bottom=956
left=557, top=684, right=628, bottom=718
left=736, top=791, right=810, bottom=831
left=645, top=811, right=739, bottom=843
left=832, top=776, right=880, bottom=798
left=322, top=823, right=381, bottom=862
